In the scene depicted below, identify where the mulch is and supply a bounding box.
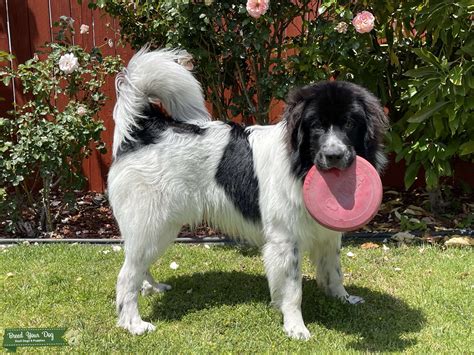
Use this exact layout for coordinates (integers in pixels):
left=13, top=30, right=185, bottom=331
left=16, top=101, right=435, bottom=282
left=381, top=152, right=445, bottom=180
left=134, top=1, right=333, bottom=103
left=1, top=187, right=473, bottom=239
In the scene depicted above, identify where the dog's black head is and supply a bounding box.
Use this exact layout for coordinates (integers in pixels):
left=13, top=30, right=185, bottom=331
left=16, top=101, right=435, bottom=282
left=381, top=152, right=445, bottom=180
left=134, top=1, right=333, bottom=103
left=284, top=81, right=388, bottom=179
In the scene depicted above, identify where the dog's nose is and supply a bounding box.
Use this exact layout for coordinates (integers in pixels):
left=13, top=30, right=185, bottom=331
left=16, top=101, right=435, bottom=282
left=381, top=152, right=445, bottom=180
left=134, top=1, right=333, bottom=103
left=325, top=152, right=344, bottom=165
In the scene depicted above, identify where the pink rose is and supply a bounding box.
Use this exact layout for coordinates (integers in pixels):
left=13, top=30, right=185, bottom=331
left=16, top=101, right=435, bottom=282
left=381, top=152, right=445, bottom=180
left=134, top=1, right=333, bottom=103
left=76, top=106, right=87, bottom=116
left=80, top=24, right=89, bottom=34
left=352, top=11, right=375, bottom=34
left=246, top=0, right=269, bottom=19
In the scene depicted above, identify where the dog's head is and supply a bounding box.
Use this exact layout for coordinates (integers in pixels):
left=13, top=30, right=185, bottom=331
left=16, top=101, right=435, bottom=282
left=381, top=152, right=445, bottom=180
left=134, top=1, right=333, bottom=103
left=284, top=81, right=388, bottom=179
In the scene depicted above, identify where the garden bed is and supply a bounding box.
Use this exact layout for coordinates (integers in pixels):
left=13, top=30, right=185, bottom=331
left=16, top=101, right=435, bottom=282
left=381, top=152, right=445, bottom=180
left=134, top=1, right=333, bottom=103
left=1, top=187, right=472, bottom=240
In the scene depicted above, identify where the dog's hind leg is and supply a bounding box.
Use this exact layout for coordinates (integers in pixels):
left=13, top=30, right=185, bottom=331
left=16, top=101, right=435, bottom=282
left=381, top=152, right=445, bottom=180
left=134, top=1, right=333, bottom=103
left=141, top=270, right=172, bottom=296
left=116, top=224, right=179, bottom=335
left=309, top=231, right=364, bottom=305
left=263, top=238, right=311, bottom=340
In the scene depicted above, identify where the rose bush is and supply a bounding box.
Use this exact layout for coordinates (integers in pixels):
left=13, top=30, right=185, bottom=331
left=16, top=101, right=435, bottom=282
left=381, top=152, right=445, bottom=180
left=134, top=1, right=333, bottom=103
left=87, top=0, right=319, bottom=125
left=284, top=0, right=473, bottom=207
left=0, top=17, right=122, bottom=235
left=87, top=0, right=472, bottom=208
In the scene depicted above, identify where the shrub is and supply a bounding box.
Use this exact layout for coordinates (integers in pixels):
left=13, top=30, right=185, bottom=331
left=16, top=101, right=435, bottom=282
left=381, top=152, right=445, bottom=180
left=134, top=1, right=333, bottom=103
left=387, top=1, right=473, bottom=193
left=86, top=0, right=317, bottom=124
left=0, top=17, right=122, bottom=235
left=290, top=0, right=473, bottom=200
left=88, top=0, right=473, bottom=199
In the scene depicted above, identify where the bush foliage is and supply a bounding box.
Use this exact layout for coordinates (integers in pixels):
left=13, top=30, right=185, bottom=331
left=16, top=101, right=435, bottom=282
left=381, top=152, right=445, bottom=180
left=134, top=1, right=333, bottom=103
left=88, top=0, right=473, bottom=192
left=0, top=17, right=122, bottom=234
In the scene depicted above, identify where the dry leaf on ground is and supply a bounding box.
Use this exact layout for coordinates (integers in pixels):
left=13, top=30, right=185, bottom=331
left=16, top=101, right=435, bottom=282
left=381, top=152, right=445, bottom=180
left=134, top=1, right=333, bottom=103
left=361, top=242, right=380, bottom=249
left=392, top=232, right=418, bottom=244
left=444, top=236, right=474, bottom=248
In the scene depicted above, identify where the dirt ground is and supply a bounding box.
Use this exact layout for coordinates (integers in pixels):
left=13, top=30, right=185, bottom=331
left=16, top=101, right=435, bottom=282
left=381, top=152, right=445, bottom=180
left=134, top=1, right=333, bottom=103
left=1, top=184, right=473, bottom=240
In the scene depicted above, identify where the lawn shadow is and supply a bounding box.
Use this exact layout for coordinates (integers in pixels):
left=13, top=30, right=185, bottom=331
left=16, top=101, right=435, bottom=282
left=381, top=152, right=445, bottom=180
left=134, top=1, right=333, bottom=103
left=302, top=282, right=426, bottom=351
left=150, top=271, right=424, bottom=352
left=149, top=271, right=269, bottom=322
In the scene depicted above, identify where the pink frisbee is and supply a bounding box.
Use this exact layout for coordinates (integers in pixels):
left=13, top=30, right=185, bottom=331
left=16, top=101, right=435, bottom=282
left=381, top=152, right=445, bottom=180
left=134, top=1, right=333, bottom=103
left=303, top=156, right=383, bottom=232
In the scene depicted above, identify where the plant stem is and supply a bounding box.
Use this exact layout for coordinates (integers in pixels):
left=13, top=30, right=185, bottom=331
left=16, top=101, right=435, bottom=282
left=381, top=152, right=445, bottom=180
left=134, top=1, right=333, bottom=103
left=41, top=176, right=53, bottom=233
left=235, top=62, right=256, bottom=122
left=21, top=181, right=35, bottom=207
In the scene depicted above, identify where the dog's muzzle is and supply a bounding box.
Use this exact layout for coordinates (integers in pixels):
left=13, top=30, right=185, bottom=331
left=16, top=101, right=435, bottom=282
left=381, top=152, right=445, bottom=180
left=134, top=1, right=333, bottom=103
left=315, top=131, right=355, bottom=170
left=316, top=148, right=355, bottom=170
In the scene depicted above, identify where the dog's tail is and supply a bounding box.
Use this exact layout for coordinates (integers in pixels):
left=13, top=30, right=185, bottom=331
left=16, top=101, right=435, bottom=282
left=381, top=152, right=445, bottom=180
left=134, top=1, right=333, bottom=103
left=112, top=46, right=210, bottom=157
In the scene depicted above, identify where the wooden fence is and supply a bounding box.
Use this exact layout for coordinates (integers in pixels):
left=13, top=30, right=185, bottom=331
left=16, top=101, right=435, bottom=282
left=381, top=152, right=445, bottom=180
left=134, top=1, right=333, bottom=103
left=1, top=1, right=473, bottom=191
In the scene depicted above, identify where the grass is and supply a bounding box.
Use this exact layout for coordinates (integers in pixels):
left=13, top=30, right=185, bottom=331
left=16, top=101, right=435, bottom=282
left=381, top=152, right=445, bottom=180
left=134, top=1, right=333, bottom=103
left=1, top=242, right=472, bottom=353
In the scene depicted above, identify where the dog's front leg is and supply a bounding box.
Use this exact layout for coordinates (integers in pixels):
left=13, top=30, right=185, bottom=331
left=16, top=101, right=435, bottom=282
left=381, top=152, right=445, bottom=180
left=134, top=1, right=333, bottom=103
left=310, top=232, right=364, bottom=304
left=263, top=239, right=310, bottom=340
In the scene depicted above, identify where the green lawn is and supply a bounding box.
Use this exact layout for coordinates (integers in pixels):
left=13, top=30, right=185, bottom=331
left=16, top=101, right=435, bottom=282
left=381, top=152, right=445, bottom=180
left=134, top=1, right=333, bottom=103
left=1, top=242, right=472, bottom=353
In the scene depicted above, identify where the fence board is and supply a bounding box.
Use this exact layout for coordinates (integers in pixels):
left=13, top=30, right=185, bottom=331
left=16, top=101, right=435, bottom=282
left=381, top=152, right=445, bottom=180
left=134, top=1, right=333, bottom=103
left=27, top=0, right=52, bottom=55
left=49, top=0, right=72, bottom=34
left=0, top=0, right=13, bottom=115
left=88, top=9, right=117, bottom=191
left=7, top=0, right=32, bottom=106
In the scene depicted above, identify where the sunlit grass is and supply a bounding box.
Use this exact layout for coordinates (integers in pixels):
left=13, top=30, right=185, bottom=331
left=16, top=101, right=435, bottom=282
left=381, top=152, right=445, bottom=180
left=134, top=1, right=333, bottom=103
left=1, top=242, right=472, bottom=352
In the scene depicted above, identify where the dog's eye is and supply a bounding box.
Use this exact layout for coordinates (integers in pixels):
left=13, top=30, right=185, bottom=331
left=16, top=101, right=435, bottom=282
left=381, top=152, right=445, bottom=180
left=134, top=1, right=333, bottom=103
left=344, top=120, right=354, bottom=130
left=311, top=121, right=323, bottom=130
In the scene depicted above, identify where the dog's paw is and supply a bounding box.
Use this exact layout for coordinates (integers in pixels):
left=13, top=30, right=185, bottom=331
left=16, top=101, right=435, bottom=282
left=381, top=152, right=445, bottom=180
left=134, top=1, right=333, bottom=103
left=343, top=294, right=365, bottom=305
left=119, top=320, right=156, bottom=335
left=284, top=323, right=311, bottom=340
left=141, top=281, right=172, bottom=296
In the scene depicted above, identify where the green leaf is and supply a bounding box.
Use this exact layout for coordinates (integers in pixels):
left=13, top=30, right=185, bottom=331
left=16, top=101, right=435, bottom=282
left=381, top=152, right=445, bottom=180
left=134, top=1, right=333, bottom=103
left=467, top=74, right=474, bottom=89
left=404, top=66, right=438, bottom=78
left=448, top=112, right=460, bottom=134
left=425, top=167, right=439, bottom=189
left=389, top=131, right=403, bottom=154
left=408, top=80, right=440, bottom=105
left=465, top=95, right=474, bottom=111
left=460, top=38, right=474, bottom=56
left=449, top=66, right=463, bottom=86
left=2, top=75, right=11, bottom=86
left=459, top=141, right=474, bottom=156
left=412, top=48, right=442, bottom=70
left=404, top=161, right=421, bottom=189
left=433, top=116, right=444, bottom=138
left=388, top=48, right=400, bottom=68
left=407, top=101, right=449, bottom=123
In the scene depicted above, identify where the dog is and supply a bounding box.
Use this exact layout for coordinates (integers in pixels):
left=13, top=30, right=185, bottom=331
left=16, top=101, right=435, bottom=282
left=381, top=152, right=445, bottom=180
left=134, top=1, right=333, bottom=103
left=108, top=48, right=388, bottom=340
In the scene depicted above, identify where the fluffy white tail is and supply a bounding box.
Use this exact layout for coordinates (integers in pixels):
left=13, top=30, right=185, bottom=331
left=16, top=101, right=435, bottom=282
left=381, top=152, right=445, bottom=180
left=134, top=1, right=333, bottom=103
left=112, top=47, right=210, bottom=157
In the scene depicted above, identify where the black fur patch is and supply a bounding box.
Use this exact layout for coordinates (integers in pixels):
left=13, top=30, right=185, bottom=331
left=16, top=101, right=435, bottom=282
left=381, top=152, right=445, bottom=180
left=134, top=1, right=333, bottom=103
left=291, top=245, right=300, bottom=281
left=215, top=123, right=261, bottom=223
left=117, top=104, right=206, bottom=157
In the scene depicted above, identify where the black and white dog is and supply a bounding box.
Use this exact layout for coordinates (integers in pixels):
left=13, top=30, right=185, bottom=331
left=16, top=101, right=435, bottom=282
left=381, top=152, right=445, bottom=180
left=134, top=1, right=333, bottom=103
left=108, top=48, right=388, bottom=339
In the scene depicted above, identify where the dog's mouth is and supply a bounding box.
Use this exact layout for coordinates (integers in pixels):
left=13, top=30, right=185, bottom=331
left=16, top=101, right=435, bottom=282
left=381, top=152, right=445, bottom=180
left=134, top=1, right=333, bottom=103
left=315, top=149, right=355, bottom=171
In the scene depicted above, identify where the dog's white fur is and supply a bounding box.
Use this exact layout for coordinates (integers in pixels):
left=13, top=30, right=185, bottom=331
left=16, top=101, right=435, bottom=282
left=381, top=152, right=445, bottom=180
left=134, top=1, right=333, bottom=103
left=108, top=49, right=365, bottom=340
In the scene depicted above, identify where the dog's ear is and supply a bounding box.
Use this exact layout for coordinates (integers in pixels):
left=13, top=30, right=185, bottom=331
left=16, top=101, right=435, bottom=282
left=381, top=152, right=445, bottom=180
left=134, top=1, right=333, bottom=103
left=284, top=87, right=313, bottom=178
left=361, top=94, right=389, bottom=172
left=284, top=87, right=307, bottom=152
